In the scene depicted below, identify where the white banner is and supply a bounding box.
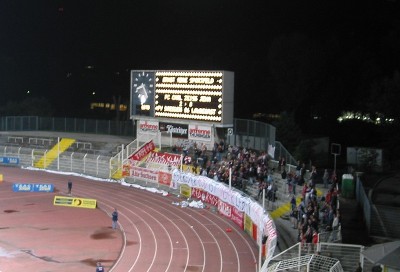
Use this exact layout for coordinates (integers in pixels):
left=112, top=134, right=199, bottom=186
left=188, top=124, right=212, bottom=141
left=138, top=120, right=159, bottom=134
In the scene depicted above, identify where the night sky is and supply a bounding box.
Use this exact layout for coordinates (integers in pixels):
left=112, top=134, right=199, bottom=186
left=1, top=0, right=400, bottom=120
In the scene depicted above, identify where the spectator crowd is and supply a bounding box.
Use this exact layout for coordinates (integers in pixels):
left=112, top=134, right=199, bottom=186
left=174, top=139, right=342, bottom=249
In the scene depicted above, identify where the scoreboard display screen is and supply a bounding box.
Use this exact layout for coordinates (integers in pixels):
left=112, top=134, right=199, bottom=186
left=130, top=70, right=234, bottom=125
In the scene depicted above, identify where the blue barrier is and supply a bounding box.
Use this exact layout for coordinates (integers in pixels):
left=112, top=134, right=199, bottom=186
left=0, top=156, right=20, bottom=165
left=12, top=183, right=54, bottom=192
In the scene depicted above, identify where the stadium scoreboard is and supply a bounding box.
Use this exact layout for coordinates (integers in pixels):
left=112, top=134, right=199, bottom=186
left=130, top=70, right=234, bottom=125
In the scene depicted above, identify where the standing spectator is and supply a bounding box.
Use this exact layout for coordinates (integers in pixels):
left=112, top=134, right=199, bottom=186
left=301, top=183, right=309, bottom=200
left=300, top=163, right=307, bottom=186
left=290, top=194, right=297, bottom=210
left=267, top=173, right=273, bottom=184
left=312, top=229, right=319, bottom=252
left=331, top=171, right=337, bottom=188
left=286, top=171, right=293, bottom=195
left=257, top=180, right=266, bottom=200
left=111, top=208, right=118, bottom=229
left=278, top=156, right=283, bottom=172
left=290, top=206, right=298, bottom=228
left=295, top=160, right=302, bottom=177
left=298, top=198, right=306, bottom=224
left=292, top=174, right=299, bottom=195
left=248, top=163, right=256, bottom=185
left=96, top=262, right=105, bottom=272
left=309, top=165, right=318, bottom=188
left=280, top=157, right=286, bottom=172
left=323, top=169, right=329, bottom=188
left=281, top=168, right=287, bottom=180
left=67, top=180, right=72, bottom=195
left=266, top=182, right=273, bottom=200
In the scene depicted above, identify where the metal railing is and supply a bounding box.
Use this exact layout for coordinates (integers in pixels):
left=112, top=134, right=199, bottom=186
left=1, top=145, right=112, bottom=179
left=0, top=116, right=135, bottom=136
left=356, top=175, right=400, bottom=239
left=268, top=242, right=369, bottom=272
left=225, top=118, right=276, bottom=153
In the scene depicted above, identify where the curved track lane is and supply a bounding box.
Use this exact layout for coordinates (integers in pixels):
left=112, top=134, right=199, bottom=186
left=0, top=167, right=258, bottom=271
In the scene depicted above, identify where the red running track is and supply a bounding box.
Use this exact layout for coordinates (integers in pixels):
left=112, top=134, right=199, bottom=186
left=0, top=166, right=259, bottom=272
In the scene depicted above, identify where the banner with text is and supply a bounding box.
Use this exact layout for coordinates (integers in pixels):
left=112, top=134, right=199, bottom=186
left=138, top=120, right=159, bottom=134
left=129, top=140, right=156, bottom=161
left=146, top=151, right=182, bottom=167
left=53, top=196, right=97, bottom=209
left=0, top=156, right=20, bottom=165
left=159, top=122, right=188, bottom=138
left=13, top=183, right=54, bottom=192
left=188, top=124, right=212, bottom=141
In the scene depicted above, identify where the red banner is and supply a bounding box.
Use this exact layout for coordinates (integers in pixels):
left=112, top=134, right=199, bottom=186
left=130, top=140, right=155, bottom=161
left=158, top=171, right=172, bottom=186
left=218, top=200, right=232, bottom=219
left=231, top=206, right=244, bottom=229
left=191, top=188, right=219, bottom=206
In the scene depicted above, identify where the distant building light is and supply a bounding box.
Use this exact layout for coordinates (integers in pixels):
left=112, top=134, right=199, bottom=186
left=90, top=102, right=127, bottom=112
left=337, top=111, right=395, bottom=125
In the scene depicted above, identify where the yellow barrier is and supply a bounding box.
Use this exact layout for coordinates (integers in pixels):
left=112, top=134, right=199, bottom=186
left=53, top=196, right=97, bottom=209
left=0, top=174, right=3, bottom=182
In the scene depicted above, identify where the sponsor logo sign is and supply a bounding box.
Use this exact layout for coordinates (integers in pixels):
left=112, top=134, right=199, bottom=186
left=159, top=122, right=188, bottom=138
left=180, top=184, right=192, bottom=198
left=188, top=124, right=212, bottom=141
left=218, top=199, right=232, bottom=218
left=131, top=166, right=158, bottom=182
left=244, top=214, right=254, bottom=236
left=138, top=120, right=159, bottom=133
left=53, top=196, right=97, bottom=209
left=13, top=183, right=54, bottom=192
left=0, top=156, right=20, bottom=165
left=158, top=171, right=172, bottom=186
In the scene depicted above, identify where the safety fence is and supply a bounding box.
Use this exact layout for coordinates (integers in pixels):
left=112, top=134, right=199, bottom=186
left=268, top=242, right=375, bottom=272
left=0, top=145, right=111, bottom=178
left=0, top=116, right=134, bottom=137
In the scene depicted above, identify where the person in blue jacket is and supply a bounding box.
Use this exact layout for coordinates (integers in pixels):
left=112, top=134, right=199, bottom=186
left=111, top=208, right=118, bottom=229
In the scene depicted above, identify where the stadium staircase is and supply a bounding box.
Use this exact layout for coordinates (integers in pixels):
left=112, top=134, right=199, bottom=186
left=34, top=138, right=76, bottom=169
